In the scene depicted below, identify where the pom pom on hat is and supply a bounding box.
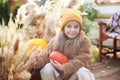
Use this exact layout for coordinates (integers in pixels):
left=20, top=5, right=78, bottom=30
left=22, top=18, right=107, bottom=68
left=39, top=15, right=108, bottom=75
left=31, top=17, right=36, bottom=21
left=60, top=8, right=82, bottom=30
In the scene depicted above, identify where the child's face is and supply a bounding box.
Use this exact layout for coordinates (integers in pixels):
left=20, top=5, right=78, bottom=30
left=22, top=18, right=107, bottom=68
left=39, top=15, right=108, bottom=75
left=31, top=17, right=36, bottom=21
left=64, top=21, right=80, bottom=39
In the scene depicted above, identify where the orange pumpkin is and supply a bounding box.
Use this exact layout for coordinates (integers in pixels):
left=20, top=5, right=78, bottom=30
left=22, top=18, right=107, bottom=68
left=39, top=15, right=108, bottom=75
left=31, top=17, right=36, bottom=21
left=49, top=51, right=68, bottom=64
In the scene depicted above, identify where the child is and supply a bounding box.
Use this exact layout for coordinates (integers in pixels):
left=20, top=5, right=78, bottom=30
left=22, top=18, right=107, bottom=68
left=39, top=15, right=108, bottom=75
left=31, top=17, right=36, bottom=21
left=34, top=8, right=95, bottom=80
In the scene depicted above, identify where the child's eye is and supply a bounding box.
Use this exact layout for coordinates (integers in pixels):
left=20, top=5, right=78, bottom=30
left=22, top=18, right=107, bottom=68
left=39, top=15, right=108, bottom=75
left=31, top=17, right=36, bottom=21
left=67, top=25, right=71, bottom=28
left=74, top=25, right=79, bottom=28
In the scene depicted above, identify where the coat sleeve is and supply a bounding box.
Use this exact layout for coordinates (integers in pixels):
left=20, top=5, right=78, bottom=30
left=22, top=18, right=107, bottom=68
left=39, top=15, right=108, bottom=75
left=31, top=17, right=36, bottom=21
left=61, top=37, right=91, bottom=79
left=34, top=38, right=55, bottom=69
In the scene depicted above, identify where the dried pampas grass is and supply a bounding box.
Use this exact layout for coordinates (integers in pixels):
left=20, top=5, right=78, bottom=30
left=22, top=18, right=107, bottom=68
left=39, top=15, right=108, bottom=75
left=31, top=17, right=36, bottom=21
left=14, top=70, right=31, bottom=80
left=64, top=0, right=82, bottom=9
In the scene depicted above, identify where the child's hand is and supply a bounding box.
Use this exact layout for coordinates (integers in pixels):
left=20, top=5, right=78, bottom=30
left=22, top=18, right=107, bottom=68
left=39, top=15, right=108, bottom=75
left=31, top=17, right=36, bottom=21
left=50, top=60, right=63, bottom=73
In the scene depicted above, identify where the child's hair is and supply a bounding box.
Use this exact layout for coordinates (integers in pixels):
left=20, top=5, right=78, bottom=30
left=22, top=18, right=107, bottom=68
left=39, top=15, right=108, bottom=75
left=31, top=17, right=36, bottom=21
left=54, top=31, right=86, bottom=56
left=60, top=8, right=83, bottom=30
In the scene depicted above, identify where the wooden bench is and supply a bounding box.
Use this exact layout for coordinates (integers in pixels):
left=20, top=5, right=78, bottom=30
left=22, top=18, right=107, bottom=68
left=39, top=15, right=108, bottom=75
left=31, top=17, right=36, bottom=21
left=98, top=21, right=120, bottom=62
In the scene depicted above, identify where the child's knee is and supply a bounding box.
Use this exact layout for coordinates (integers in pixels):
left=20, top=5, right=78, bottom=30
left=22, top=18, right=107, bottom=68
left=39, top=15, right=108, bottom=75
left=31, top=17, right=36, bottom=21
left=40, top=63, right=53, bottom=74
left=77, top=67, right=95, bottom=80
left=77, top=67, right=88, bottom=75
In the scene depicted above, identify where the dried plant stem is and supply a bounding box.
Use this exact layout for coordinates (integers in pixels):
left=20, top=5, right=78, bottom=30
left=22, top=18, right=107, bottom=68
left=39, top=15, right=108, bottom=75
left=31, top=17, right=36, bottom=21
left=15, top=56, right=30, bottom=73
left=0, top=56, right=3, bottom=79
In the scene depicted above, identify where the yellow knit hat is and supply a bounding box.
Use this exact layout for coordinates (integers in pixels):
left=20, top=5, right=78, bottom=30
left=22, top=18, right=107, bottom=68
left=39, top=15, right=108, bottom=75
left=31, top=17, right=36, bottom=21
left=60, top=8, right=82, bottom=30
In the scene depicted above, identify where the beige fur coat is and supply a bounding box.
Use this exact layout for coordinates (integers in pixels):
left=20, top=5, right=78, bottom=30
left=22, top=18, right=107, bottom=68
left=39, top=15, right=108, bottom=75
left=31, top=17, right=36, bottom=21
left=34, top=31, right=91, bottom=79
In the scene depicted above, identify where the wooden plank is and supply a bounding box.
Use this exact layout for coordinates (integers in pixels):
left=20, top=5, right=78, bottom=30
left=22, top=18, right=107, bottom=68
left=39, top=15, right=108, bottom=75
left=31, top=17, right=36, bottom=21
left=94, top=66, right=120, bottom=78
left=90, top=62, right=103, bottom=67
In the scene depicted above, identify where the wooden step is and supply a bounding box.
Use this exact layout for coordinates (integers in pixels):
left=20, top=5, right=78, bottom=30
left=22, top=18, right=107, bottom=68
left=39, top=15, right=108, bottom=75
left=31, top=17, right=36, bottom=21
left=94, top=66, right=120, bottom=78
left=91, top=56, right=120, bottom=80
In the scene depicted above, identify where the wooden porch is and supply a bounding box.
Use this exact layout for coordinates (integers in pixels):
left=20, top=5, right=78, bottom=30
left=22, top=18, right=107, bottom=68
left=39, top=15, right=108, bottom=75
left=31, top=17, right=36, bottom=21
left=91, top=56, right=120, bottom=80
